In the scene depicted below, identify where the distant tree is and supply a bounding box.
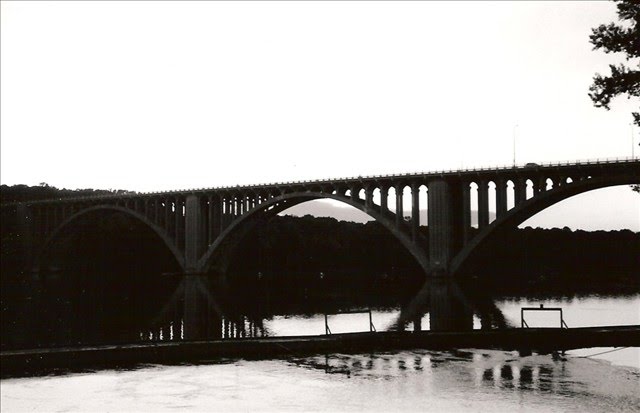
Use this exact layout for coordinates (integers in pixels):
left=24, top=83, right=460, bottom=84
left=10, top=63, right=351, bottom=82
left=588, top=0, right=640, bottom=127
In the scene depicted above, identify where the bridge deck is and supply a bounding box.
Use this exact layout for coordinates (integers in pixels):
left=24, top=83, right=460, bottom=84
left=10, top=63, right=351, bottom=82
left=2, top=325, right=638, bottom=378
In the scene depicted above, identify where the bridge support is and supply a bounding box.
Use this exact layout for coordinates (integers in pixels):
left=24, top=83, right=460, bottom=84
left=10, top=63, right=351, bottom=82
left=411, top=183, right=420, bottom=242
left=182, top=275, right=222, bottom=340
left=395, top=184, right=404, bottom=227
left=183, top=195, right=213, bottom=340
left=427, top=179, right=466, bottom=276
left=185, top=195, right=206, bottom=272
left=477, top=180, right=489, bottom=229
left=495, top=179, right=507, bottom=218
left=429, top=279, right=473, bottom=331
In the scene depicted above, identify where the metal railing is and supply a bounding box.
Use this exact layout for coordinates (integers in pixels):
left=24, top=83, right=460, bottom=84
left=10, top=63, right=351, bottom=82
left=521, top=304, right=569, bottom=329
left=324, top=309, right=376, bottom=335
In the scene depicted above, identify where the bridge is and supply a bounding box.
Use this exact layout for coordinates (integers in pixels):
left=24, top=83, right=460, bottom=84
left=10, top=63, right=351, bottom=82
left=4, top=158, right=638, bottom=275
left=1, top=157, right=639, bottom=340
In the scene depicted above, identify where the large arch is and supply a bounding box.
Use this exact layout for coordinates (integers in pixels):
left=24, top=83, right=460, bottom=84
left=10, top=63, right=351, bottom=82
left=37, top=205, right=186, bottom=271
left=450, top=175, right=639, bottom=276
left=197, top=192, right=430, bottom=274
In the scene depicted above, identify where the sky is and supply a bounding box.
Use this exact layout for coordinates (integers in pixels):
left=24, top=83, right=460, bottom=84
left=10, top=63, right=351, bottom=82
left=1, top=1, right=638, bottom=230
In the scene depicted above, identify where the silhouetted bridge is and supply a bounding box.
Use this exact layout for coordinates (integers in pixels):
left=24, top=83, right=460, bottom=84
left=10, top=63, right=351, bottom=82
left=4, top=158, right=639, bottom=278
left=2, top=157, right=639, bottom=341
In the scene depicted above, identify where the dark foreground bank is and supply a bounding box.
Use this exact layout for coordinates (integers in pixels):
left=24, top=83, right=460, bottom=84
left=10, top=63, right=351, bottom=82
left=2, top=325, right=638, bottom=378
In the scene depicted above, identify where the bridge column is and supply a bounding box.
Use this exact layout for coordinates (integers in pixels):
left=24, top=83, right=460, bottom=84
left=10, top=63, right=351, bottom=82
left=175, top=197, right=184, bottom=250
left=185, top=195, right=206, bottom=271
left=531, top=179, right=540, bottom=194
left=461, top=183, right=471, bottom=245
left=411, top=183, right=420, bottom=242
left=477, top=180, right=489, bottom=229
left=226, top=198, right=234, bottom=227
left=495, top=179, right=508, bottom=218
left=183, top=275, right=209, bottom=340
left=537, top=177, right=547, bottom=193
left=350, top=185, right=359, bottom=202
left=395, top=184, right=404, bottom=228
left=164, top=198, right=171, bottom=234
left=244, top=194, right=250, bottom=212
left=553, top=177, right=563, bottom=189
left=514, top=178, right=527, bottom=206
left=364, top=186, right=374, bottom=211
left=183, top=195, right=211, bottom=340
left=427, top=179, right=453, bottom=275
left=380, top=186, right=389, bottom=214
left=153, top=199, right=160, bottom=225
left=235, top=197, right=242, bottom=215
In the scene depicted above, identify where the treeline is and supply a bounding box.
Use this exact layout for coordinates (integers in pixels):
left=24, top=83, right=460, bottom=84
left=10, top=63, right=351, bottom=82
left=471, top=225, right=640, bottom=295
left=0, top=183, right=134, bottom=203
left=226, top=215, right=426, bottom=310
left=228, top=215, right=640, bottom=294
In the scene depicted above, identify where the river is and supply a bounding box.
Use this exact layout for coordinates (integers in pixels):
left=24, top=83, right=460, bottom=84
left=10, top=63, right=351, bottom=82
left=1, top=288, right=638, bottom=412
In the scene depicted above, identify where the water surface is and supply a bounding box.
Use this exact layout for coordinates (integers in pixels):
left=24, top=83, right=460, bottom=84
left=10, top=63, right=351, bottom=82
left=2, top=294, right=638, bottom=412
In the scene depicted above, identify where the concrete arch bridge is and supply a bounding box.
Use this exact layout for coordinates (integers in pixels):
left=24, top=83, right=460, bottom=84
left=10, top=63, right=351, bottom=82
left=5, top=158, right=639, bottom=279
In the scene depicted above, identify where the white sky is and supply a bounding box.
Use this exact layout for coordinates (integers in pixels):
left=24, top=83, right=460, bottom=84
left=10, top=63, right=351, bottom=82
left=1, top=1, right=638, bottom=230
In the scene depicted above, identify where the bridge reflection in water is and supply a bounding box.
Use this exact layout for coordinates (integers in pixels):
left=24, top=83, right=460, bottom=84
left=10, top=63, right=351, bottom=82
left=2, top=265, right=514, bottom=350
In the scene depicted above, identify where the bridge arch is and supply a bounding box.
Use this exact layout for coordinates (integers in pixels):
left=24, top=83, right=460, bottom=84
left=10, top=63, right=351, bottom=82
left=197, top=192, right=430, bottom=274
left=450, top=175, right=639, bottom=276
left=38, top=205, right=185, bottom=271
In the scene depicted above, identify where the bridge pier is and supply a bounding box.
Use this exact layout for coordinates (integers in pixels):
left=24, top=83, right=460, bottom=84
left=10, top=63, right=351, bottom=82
left=182, top=195, right=216, bottom=340
left=429, top=280, right=473, bottom=331
left=182, top=275, right=211, bottom=340
left=427, top=179, right=467, bottom=276
left=185, top=195, right=206, bottom=271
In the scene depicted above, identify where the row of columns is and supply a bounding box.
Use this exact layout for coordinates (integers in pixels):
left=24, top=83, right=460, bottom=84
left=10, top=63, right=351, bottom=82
left=470, top=175, right=576, bottom=231
left=427, top=176, right=575, bottom=274
left=339, top=183, right=425, bottom=243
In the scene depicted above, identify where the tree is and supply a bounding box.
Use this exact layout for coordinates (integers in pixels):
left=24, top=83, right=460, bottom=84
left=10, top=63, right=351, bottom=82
left=589, top=0, right=640, bottom=127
